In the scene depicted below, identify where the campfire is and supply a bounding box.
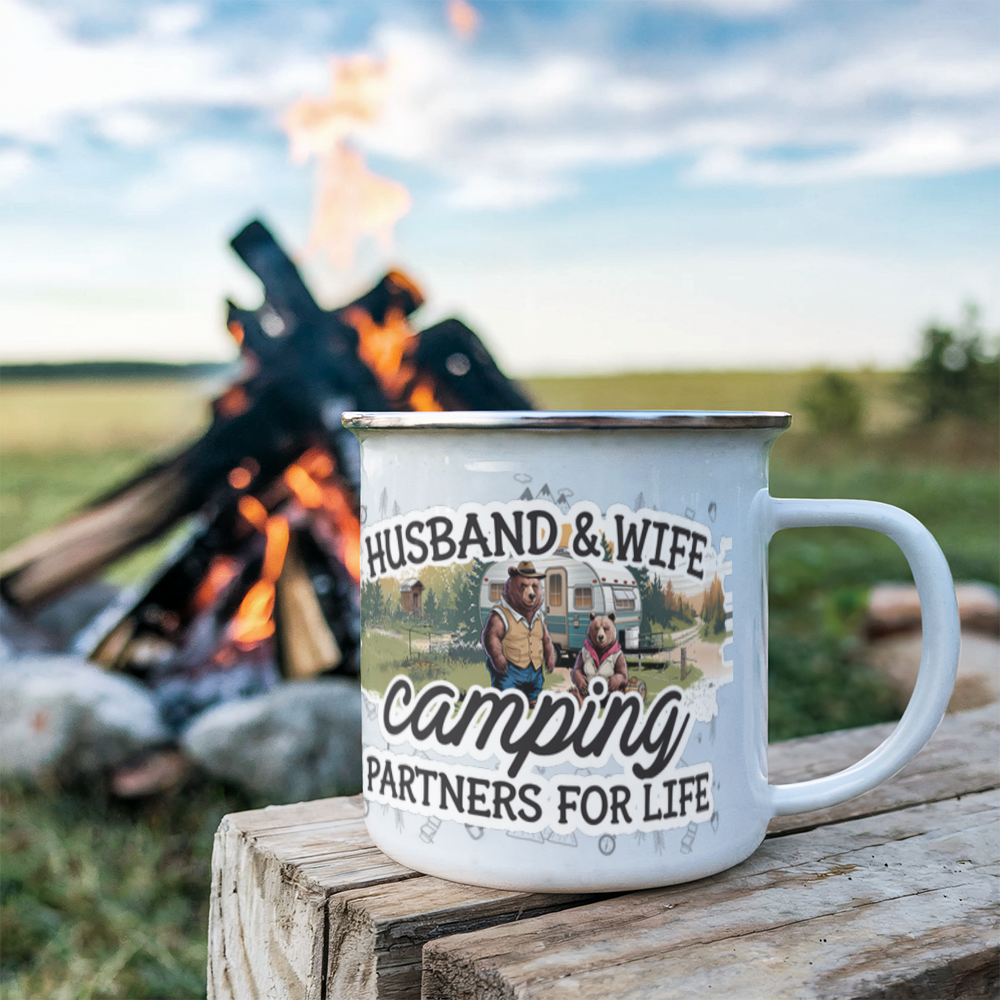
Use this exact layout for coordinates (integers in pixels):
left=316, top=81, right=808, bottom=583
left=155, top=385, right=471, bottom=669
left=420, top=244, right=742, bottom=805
left=0, top=219, right=532, bottom=732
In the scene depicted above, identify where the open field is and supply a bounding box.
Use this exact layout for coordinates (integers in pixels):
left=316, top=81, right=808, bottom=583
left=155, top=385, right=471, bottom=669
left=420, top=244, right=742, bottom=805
left=0, top=366, right=915, bottom=451
left=1, top=373, right=997, bottom=998
left=527, top=368, right=910, bottom=433
left=0, top=380, right=212, bottom=454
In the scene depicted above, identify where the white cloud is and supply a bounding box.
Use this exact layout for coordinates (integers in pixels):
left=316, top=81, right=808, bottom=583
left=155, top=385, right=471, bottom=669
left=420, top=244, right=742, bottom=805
left=448, top=173, right=575, bottom=210
left=652, top=0, right=801, bottom=14
left=315, top=8, right=999, bottom=207
left=0, top=0, right=996, bottom=213
left=0, top=0, right=309, bottom=144
left=123, top=140, right=266, bottom=214
left=94, top=109, right=167, bottom=147
left=144, top=3, right=204, bottom=38
left=0, top=147, right=33, bottom=189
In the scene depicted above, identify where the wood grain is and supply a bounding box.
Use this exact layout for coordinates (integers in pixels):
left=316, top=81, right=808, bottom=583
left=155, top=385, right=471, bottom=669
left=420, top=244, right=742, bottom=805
left=277, top=533, right=342, bottom=679
left=207, top=796, right=416, bottom=1000
left=209, top=708, right=999, bottom=1000
left=767, top=704, right=999, bottom=834
left=326, top=877, right=602, bottom=999
left=421, top=789, right=999, bottom=999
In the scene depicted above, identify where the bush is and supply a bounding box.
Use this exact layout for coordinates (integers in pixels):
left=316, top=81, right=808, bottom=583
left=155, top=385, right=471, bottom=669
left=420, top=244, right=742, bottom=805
left=799, top=372, right=865, bottom=435
left=903, top=306, right=999, bottom=424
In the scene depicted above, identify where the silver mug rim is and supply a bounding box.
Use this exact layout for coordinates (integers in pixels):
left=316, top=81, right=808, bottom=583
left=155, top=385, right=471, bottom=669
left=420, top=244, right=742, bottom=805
left=342, top=410, right=792, bottom=431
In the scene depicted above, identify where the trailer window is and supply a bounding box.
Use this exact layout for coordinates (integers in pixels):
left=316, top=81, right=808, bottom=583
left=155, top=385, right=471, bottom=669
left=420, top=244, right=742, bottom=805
left=489, top=583, right=504, bottom=602
left=574, top=586, right=593, bottom=609
left=547, top=575, right=563, bottom=607
left=612, top=587, right=636, bottom=612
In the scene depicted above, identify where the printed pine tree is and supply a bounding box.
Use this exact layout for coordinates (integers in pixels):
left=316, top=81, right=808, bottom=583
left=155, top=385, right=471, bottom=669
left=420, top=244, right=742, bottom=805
left=447, top=559, right=489, bottom=642
left=701, top=575, right=727, bottom=639
left=423, top=588, right=440, bottom=626
left=361, top=579, right=386, bottom=625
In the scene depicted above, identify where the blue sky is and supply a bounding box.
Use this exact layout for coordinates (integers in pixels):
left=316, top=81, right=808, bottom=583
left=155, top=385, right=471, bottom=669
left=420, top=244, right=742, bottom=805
left=1, top=0, right=997, bottom=375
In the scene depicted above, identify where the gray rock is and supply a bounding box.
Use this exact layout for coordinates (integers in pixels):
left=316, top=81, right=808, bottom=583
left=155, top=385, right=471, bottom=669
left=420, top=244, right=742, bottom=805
left=34, top=581, right=121, bottom=651
left=867, top=582, right=1000, bottom=638
left=180, top=678, right=362, bottom=802
left=0, top=599, right=57, bottom=656
left=863, top=629, right=1000, bottom=714
left=0, top=655, right=171, bottom=781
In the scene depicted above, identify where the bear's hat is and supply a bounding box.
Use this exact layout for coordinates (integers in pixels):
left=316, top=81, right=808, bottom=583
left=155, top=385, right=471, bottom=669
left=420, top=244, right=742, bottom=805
left=509, top=560, right=544, bottom=578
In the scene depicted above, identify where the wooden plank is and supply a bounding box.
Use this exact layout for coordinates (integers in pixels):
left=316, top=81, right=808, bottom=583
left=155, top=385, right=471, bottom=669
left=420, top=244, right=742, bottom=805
left=326, top=877, right=602, bottom=1000
left=209, top=708, right=999, bottom=999
left=767, top=704, right=999, bottom=834
left=277, top=532, right=342, bottom=678
left=208, top=801, right=603, bottom=1000
left=317, top=708, right=999, bottom=999
left=421, top=789, right=1000, bottom=999
left=207, top=795, right=417, bottom=1000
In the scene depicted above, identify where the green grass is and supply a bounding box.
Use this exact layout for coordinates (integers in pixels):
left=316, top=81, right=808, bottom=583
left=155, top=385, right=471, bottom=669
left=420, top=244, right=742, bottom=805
left=0, top=778, right=261, bottom=1000
left=361, top=629, right=707, bottom=706
left=0, top=451, right=155, bottom=551
left=1, top=373, right=997, bottom=997
left=0, top=381, right=210, bottom=454
left=764, top=457, right=999, bottom=740
left=362, top=628, right=496, bottom=700
left=627, top=662, right=704, bottom=698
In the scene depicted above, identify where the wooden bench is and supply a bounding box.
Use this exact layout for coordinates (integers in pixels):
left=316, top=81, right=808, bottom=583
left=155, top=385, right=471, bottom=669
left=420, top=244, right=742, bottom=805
left=208, top=706, right=999, bottom=999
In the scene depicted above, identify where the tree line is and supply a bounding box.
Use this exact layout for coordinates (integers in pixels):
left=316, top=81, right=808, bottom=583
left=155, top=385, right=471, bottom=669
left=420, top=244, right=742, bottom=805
left=361, top=558, right=487, bottom=643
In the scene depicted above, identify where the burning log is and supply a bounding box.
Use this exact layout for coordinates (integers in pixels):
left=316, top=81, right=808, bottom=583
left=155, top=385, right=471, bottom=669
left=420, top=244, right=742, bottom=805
left=414, top=318, right=533, bottom=411
left=1, top=220, right=531, bottom=610
left=0, top=267, right=407, bottom=609
left=2, top=218, right=532, bottom=729
left=85, top=444, right=365, bottom=706
left=276, top=532, right=342, bottom=679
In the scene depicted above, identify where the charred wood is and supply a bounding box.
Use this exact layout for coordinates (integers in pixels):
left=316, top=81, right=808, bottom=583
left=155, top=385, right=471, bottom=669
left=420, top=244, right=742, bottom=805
left=2, top=215, right=532, bottom=710
left=0, top=234, right=417, bottom=609
left=414, top=319, right=534, bottom=410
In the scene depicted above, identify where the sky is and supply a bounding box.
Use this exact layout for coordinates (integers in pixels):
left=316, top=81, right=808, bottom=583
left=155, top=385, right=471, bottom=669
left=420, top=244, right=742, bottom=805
left=1, top=0, right=998, bottom=376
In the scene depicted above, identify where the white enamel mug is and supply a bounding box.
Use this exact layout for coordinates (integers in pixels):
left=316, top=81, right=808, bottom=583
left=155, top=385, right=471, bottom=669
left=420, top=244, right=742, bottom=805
left=342, top=411, right=959, bottom=892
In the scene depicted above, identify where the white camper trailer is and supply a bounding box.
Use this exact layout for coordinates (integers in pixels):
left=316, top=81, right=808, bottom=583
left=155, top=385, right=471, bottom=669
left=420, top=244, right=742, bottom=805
left=479, top=555, right=642, bottom=662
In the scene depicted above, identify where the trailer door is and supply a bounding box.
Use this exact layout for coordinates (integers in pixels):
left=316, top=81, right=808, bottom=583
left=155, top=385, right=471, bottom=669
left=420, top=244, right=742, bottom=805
left=544, top=567, right=568, bottom=653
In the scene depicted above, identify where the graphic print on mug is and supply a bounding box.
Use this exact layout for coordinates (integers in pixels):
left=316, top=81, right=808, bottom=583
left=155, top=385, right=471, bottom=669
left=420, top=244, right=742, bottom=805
left=360, top=498, right=733, bottom=841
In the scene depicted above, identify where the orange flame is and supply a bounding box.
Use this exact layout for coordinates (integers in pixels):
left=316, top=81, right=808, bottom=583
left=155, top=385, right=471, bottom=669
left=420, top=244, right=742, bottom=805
left=309, top=145, right=411, bottom=270
left=283, top=55, right=390, bottom=162
left=447, top=0, right=480, bottom=39
left=284, top=449, right=362, bottom=582
left=408, top=380, right=444, bottom=411
left=284, top=56, right=411, bottom=269
left=230, top=579, right=277, bottom=646
left=284, top=463, right=324, bottom=508
left=298, top=449, right=335, bottom=480
left=341, top=306, right=444, bottom=410
left=261, top=516, right=290, bottom=582
left=344, top=304, right=415, bottom=397
left=230, top=501, right=291, bottom=649
left=216, top=386, right=251, bottom=419
left=228, top=466, right=253, bottom=490
left=237, top=495, right=269, bottom=533
left=191, top=555, right=241, bottom=614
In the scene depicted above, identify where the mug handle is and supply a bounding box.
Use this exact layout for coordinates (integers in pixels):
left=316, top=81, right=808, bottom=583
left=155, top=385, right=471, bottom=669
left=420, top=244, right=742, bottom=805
left=761, top=495, right=960, bottom=817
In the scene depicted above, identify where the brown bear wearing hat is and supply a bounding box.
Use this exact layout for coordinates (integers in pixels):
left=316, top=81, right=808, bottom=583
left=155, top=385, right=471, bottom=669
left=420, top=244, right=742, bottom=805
left=481, top=560, right=556, bottom=707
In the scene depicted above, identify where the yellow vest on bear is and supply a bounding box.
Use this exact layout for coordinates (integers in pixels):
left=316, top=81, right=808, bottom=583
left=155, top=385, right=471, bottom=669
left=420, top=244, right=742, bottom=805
left=497, top=606, right=545, bottom=669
